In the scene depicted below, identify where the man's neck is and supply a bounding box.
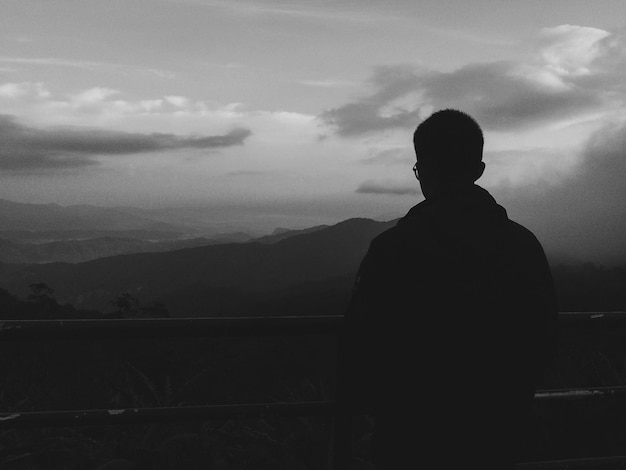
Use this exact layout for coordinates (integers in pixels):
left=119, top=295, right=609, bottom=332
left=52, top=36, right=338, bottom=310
left=424, top=182, right=478, bottom=201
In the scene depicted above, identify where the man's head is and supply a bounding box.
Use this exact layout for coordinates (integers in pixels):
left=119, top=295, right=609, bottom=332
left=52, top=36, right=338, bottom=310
left=413, top=109, right=485, bottom=197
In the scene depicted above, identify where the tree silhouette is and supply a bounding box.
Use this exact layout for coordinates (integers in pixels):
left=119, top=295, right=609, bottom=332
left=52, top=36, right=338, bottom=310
left=27, top=282, right=55, bottom=304
left=111, top=292, right=141, bottom=318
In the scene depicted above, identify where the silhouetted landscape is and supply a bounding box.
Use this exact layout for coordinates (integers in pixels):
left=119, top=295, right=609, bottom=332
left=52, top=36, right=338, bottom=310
left=0, top=201, right=396, bottom=317
left=0, top=197, right=623, bottom=318
left=1, top=198, right=626, bottom=469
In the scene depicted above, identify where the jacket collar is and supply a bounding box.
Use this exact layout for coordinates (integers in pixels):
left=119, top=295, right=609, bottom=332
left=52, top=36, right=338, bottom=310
left=404, top=184, right=495, bottom=219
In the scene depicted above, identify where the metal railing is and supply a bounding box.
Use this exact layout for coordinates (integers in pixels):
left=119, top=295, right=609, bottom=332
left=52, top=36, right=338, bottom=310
left=2, top=312, right=626, bottom=468
left=0, top=315, right=342, bottom=341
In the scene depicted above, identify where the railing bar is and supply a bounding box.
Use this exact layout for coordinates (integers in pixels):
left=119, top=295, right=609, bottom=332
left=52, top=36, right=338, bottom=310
left=559, top=311, right=626, bottom=315
left=517, top=455, right=626, bottom=469
left=0, top=315, right=344, bottom=340
left=0, top=401, right=337, bottom=429
left=557, top=311, right=626, bottom=330
left=2, top=312, right=626, bottom=341
left=535, top=386, right=626, bottom=401
left=0, top=315, right=342, bottom=324
left=3, top=386, right=626, bottom=428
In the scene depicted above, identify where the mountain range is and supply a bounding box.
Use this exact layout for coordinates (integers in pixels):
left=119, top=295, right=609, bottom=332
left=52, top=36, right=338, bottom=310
left=0, top=218, right=396, bottom=315
left=0, top=199, right=337, bottom=264
left=0, top=233, right=257, bottom=264
left=1, top=197, right=622, bottom=317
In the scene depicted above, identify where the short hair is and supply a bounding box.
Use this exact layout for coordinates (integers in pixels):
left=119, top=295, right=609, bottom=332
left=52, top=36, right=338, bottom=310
left=413, top=109, right=484, bottom=179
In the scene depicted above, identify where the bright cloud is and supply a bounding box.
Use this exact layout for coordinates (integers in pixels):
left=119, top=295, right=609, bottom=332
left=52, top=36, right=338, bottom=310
left=0, top=82, right=50, bottom=99
left=165, top=95, right=190, bottom=107
left=71, top=87, right=120, bottom=104
left=0, top=82, right=316, bottom=142
left=320, top=25, right=623, bottom=136
left=538, top=25, right=611, bottom=76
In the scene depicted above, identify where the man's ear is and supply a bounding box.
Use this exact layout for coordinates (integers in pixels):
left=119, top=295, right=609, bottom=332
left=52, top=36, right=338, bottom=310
left=474, top=162, right=486, bottom=181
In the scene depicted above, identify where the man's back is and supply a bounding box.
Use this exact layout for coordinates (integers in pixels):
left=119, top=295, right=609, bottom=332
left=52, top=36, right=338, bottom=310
left=341, top=184, right=557, bottom=469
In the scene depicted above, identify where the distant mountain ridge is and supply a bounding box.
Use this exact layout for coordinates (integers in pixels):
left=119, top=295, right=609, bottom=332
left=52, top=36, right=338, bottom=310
left=0, top=198, right=190, bottom=232
left=0, top=234, right=253, bottom=264
left=255, top=224, right=330, bottom=244
left=0, top=217, right=397, bottom=314
left=0, top=229, right=185, bottom=243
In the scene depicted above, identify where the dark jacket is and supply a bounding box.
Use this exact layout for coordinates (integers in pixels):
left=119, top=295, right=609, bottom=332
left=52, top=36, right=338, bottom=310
left=338, top=184, right=557, bottom=469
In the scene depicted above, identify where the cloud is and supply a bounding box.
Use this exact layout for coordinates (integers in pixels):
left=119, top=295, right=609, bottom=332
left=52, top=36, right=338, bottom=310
left=298, top=79, right=358, bottom=88
left=164, top=95, right=190, bottom=107
left=544, top=122, right=626, bottom=216
left=356, top=179, right=419, bottom=196
left=320, top=25, right=623, bottom=136
left=0, top=83, right=240, bottom=128
left=495, top=120, right=626, bottom=264
left=189, top=0, right=405, bottom=23
left=482, top=147, right=580, bottom=189
left=537, top=25, right=611, bottom=76
left=0, top=114, right=251, bottom=171
left=72, top=87, right=119, bottom=103
left=0, top=82, right=49, bottom=99
left=226, top=170, right=266, bottom=177
left=0, top=82, right=319, bottom=160
left=0, top=57, right=176, bottom=80
left=362, top=147, right=414, bottom=166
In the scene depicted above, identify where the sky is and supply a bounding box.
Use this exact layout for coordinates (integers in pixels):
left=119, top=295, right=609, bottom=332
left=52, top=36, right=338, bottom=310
left=2, top=0, right=626, bottom=262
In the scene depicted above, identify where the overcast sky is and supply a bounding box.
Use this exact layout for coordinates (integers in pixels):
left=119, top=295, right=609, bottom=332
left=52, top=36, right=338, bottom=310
left=2, top=0, right=626, bottom=262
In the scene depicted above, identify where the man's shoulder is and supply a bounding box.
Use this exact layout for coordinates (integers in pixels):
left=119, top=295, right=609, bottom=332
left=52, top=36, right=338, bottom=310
left=371, top=223, right=401, bottom=243
left=506, top=219, right=542, bottom=248
left=364, top=213, right=433, bottom=263
left=367, top=225, right=400, bottom=255
left=371, top=211, right=429, bottom=245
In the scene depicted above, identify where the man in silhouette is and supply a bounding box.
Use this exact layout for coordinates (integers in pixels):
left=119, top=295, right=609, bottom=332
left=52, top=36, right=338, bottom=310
left=337, top=109, right=557, bottom=469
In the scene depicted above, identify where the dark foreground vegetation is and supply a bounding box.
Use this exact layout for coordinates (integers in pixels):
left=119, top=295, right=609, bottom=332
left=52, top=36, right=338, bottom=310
left=1, top=334, right=337, bottom=469
left=1, top=261, right=626, bottom=469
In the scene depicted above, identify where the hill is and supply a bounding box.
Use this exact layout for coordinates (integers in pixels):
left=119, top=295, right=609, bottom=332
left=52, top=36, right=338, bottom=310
left=0, top=198, right=260, bottom=263
left=0, top=217, right=396, bottom=315
left=1, top=214, right=623, bottom=317
left=0, top=233, right=253, bottom=264
left=255, top=224, right=330, bottom=244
